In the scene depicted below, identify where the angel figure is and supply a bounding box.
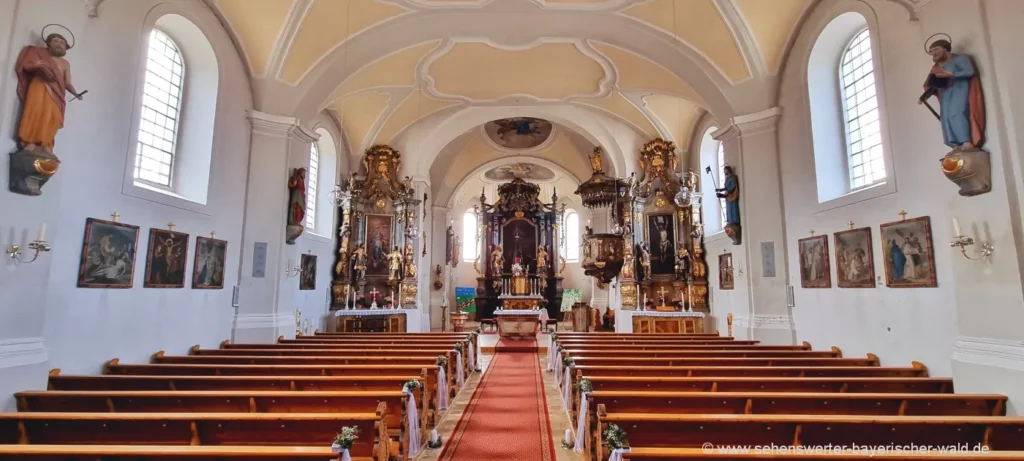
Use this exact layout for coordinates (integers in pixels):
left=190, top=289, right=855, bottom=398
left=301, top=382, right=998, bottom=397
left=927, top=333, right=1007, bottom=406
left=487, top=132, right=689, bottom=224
left=491, top=244, right=505, bottom=276
left=621, top=251, right=635, bottom=279
left=536, top=244, right=549, bottom=271
left=386, top=246, right=403, bottom=281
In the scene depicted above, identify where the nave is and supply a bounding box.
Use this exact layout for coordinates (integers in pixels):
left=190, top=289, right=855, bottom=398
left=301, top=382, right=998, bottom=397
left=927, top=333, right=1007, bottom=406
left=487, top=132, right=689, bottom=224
left=2, top=331, right=1024, bottom=460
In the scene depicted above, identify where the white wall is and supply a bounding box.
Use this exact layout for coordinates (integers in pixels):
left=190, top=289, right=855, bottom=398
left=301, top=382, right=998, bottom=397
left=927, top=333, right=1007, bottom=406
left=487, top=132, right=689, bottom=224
left=0, top=0, right=252, bottom=409
left=776, top=0, right=1024, bottom=411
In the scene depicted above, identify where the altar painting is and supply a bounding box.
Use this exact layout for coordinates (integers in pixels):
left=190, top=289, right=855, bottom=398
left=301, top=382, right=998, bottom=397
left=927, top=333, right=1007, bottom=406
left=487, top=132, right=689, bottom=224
left=502, top=219, right=537, bottom=270
left=365, top=215, right=393, bottom=277
left=646, top=214, right=675, bottom=275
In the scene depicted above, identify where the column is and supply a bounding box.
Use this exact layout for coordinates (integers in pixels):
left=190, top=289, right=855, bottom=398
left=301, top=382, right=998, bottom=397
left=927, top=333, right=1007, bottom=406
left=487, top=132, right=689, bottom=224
left=233, top=111, right=317, bottom=343
left=589, top=209, right=610, bottom=310
left=430, top=205, right=451, bottom=331
left=714, top=108, right=795, bottom=344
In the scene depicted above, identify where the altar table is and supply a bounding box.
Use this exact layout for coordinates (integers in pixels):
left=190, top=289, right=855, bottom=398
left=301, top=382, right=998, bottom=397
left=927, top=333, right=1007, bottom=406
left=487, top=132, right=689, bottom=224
left=328, top=309, right=407, bottom=333
left=631, top=311, right=705, bottom=334
left=493, top=310, right=547, bottom=338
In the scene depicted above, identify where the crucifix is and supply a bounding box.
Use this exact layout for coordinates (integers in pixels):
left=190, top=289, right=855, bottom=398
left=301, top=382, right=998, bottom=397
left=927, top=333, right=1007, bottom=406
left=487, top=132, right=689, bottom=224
left=657, top=286, right=669, bottom=305
left=168, top=222, right=176, bottom=231
left=369, top=287, right=380, bottom=300
left=898, top=210, right=908, bottom=221
left=110, top=212, right=120, bottom=222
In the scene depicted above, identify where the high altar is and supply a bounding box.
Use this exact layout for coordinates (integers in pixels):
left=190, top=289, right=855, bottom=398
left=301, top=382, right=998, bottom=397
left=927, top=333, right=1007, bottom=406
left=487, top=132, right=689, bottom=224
left=326, top=145, right=422, bottom=332
left=471, top=177, right=563, bottom=335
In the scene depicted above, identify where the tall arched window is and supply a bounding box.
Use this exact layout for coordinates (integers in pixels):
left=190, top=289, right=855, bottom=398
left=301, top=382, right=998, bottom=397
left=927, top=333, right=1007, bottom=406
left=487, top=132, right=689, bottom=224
left=840, top=29, right=885, bottom=189
left=134, top=29, right=184, bottom=187
left=462, top=211, right=478, bottom=262
left=717, top=142, right=726, bottom=225
left=564, top=210, right=580, bottom=262
left=305, top=142, right=319, bottom=230
left=699, top=126, right=724, bottom=234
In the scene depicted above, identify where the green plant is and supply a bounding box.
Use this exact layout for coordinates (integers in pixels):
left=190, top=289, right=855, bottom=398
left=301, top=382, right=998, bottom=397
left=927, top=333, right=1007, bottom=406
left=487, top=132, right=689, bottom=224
left=562, top=356, right=575, bottom=367
left=454, top=342, right=464, bottom=352
left=332, top=426, right=359, bottom=450
left=575, top=378, right=593, bottom=394
left=436, top=355, right=448, bottom=368
left=603, top=423, right=629, bottom=450
left=403, top=379, right=422, bottom=392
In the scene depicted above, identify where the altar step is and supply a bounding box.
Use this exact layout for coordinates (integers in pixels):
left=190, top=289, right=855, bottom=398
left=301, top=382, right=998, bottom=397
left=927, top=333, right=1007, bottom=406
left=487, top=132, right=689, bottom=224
left=490, top=338, right=542, bottom=353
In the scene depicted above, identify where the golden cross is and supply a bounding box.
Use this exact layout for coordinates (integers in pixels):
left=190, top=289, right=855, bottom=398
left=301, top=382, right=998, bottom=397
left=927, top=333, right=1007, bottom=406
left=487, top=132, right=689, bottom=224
left=657, top=286, right=668, bottom=302
left=848, top=221, right=854, bottom=230
left=210, top=231, right=217, bottom=239
left=110, top=212, right=120, bottom=222
left=898, top=210, right=908, bottom=221
left=168, top=222, right=176, bottom=231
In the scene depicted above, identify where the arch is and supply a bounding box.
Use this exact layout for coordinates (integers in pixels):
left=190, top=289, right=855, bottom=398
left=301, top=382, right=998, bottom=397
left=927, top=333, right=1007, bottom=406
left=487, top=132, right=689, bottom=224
left=307, top=127, right=338, bottom=238
left=563, top=208, right=581, bottom=262
left=443, top=156, right=584, bottom=209
left=697, top=125, right=725, bottom=235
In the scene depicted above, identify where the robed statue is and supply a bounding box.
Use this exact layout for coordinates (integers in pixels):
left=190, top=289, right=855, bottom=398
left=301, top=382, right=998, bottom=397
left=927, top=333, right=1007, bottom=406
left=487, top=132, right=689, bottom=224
left=350, top=246, right=368, bottom=280
left=638, top=242, right=652, bottom=281
left=11, top=32, right=84, bottom=196
left=919, top=35, right=991, bottom=196
left=386, top=246, right=403, bottom=281
left=490, top=244, right=505, bottom=276
left=716, top=166, right=741, bottom=244
left=536, top=244, right=549, bottom=272
left=285, top=168, right=306, bottom=244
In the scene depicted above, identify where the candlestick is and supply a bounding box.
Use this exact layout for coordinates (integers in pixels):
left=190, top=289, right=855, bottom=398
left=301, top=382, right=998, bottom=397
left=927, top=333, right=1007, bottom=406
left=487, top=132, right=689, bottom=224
left=37, top=222, right=46, bottom=242
left=952, top=217, right=963, bottom=237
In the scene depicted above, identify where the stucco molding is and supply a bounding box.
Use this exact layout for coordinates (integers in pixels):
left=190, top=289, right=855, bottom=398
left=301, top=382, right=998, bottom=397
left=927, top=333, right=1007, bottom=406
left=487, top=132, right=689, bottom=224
left=732, top=314, right=795, bottom=331
left=248, top=110, right=320, bottom=142
left=0, top=337, right=49, bottom=369
left=233, top=312, right=296, bottom=330
left=952, top=336, right=1024, bottom=372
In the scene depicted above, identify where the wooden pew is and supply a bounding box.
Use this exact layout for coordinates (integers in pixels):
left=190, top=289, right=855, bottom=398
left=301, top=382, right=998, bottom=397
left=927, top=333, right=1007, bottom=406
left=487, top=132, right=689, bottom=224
left=15, top=390, right=424, bottom=456
left=0, top=444, right=358, bottom=460
left=620, top=448, right=1024, bottom=460
left=565, top=356, right=880, bottom=368
left=0, top=407, right=389, bottom=459
left=555, top=343, right=808, bottom=351
left=593, top=410, right=1024, bottom=461
left=293, top=334, right=478, bottom=351
left=149, top=354, right=460, bottom=399
left=555, top=333, right=722, bottom=338
left=582, top=376, right=955, bottom=394
left=47, top=370, right=423, bottom=393
left=560, top=349, right=838, bottom=358
left=556, top=340, right=762, bottom=347
left=578, top=391, right=1008, bottom=458
left=191, top=347, right=472, bottom=379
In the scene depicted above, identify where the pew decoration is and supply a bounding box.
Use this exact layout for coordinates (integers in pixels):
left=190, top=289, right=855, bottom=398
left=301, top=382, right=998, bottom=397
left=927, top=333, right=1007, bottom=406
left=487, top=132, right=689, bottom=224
left=330, top=426, right=359, bottom=461
left=401, top=380, right=422, bottom=458
left=573, top=379, right=594, bottom=453
left=603, top=423, right=631, bottom=461
left=427, top=428, right=444, bottom=449
left=436, top=355, right=449, bottom=412
left=561, top=356, right=575, bottom=409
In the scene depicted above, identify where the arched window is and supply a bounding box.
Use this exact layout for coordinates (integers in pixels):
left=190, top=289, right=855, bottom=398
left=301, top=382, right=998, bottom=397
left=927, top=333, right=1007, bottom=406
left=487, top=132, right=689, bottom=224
left=462, top=211, right=478, bottom=262
left=134, top=29, right=184, bottom=187
left=305, top=141, right=319, bottom=231
left=564, top=210, right=580, bottom=262
left=840, top=29, right=885, bottom=189
left=699, top=126, right=724, bottom=234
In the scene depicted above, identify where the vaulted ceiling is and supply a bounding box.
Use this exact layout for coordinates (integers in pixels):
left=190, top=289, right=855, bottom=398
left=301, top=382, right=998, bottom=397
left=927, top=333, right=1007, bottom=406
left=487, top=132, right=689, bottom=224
left=210, top=0, right=814, bottom=181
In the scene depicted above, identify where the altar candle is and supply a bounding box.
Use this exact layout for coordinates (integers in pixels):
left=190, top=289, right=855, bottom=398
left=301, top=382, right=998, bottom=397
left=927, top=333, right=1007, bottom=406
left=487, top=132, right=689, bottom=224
left=952, top=217, right=963, bottom=237
left=37, top=222, right=46, bottom=241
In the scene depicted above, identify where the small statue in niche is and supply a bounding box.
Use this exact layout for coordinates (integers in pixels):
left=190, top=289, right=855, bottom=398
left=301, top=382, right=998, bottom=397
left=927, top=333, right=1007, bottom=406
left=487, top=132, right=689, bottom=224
left=404, top=241, right=417, bottom=278
left=536, top=244, right=549, bottom=272
left=590, top=147, right=604, bottom=173
left=490, top=244, right=504, bottom=276
left=285, top=168, right=307, bottom=244
left=621, top=250, right=635, bottom=279
left=350, top=245, right=368, bottom=280
left=638, top=242, right=652, bottom=281
left=675, top=245, right=690, bottom=280
left=10, top=28, right=85, bottom=196
left=716, top=166, right=741, bottom=245
left=386, top=246, right=403, bottom=281
left=918, top=34, right=990, bottom=196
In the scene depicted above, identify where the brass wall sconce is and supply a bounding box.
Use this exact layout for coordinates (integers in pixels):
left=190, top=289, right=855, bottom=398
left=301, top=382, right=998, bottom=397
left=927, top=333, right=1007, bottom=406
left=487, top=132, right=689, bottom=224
left=7, top=223, right=51, bottom=264
left=950, top=218, right=993, bottom=262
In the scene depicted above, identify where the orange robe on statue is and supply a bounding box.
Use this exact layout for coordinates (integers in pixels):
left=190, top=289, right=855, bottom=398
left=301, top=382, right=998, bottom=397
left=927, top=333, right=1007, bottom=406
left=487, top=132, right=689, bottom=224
left=16, top=46, right=68, bottom=151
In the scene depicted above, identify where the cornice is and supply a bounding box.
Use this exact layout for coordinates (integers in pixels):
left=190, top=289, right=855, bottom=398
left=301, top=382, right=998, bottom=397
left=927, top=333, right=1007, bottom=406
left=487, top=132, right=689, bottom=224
left=716, top=107, right=782, bottom=140
left=952, top=336, right=1024, bottom=372
left=0, top=337, right=48, bottom=369
left=732, top=314, right=795, bottom=331
left=248, top=110, right=320, bottom=142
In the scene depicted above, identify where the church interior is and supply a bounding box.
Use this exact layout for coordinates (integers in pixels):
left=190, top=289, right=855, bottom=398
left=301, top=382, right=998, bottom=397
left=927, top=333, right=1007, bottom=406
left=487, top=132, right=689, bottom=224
left=2, top=0, right=1024, bottom=459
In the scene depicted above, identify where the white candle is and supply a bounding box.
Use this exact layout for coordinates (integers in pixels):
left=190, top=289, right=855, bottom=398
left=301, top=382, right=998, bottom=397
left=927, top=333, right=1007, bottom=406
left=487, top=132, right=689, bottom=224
left=952, top=217, right=963, bottom=237
left=37, top=222, right=46, bottom=241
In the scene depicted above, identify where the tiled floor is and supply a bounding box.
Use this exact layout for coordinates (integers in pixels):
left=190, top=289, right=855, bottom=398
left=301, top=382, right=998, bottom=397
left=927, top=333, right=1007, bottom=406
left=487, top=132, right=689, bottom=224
left=415, top=349, right=583, bottom=461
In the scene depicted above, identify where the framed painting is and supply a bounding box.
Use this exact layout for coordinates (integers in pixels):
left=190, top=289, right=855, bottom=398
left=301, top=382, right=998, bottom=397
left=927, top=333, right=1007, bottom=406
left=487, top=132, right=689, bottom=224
left=834, top=227, right=875, bottom=288
left=798, top=235, right=831, bottom=288
left=193, top=236, right=227, bottom=289
left=880, top=216, right=937, bottom=287
left=143, top=228, right=189, bottom=288
left=300, top=253, right=317, bottom=290
left=646, top=214, right=676, bottom=275
left=718, top=253, right=734, bottom=290
left=77, top=218, right=140, bottom=288
left=365, top=215, right=393, bottom=277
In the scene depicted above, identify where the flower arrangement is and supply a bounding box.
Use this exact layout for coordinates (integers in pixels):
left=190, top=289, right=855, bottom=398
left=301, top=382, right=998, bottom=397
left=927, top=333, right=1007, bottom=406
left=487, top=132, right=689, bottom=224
left=436, top=355, right=448, bottom=368
left=403, top=379, right=422, bottom=393
left=603, top=423, right=629, bottom=450
left=575, top=378, right=593, bottom=394
left=562, top=356, right=575, bottom=367
left=331, top=426, right=359, bottom=451
left=454, top=342, right=464, bottom=352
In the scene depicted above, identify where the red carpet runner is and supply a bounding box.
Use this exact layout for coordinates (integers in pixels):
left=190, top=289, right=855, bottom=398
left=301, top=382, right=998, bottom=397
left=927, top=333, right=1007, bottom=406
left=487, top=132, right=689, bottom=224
left=438, top=351, right=556, bottom=461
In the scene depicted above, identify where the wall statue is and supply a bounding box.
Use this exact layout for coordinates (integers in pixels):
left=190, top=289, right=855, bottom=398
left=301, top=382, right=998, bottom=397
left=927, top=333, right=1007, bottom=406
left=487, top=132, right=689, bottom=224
left=285, top=168, right=307, bottom=244
left=919, top=34, right=990, bottom=196
left=716, top=165, right=741, bottom=245
left=10, top=28, right=85, bottom=196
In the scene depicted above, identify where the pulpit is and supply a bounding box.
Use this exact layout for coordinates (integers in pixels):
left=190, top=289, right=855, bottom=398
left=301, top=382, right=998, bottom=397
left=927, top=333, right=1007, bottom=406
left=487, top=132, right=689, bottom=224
left=572, top=302, right=591, bottom=332
left=450, top=312, right=468, bottom=332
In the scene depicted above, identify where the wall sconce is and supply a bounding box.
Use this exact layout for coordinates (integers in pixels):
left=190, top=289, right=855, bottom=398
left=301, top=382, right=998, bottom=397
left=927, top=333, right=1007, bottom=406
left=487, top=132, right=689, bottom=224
left=6, top=223, right=52, bottom=264
left=284, top=259, right=300, bottom=277
left=950, top=218, right=993, bottom=261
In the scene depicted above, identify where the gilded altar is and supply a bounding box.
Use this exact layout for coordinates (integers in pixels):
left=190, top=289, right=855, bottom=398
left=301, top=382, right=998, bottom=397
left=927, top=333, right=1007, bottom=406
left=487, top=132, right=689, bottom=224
left=631, top=311, right=705, bottom=334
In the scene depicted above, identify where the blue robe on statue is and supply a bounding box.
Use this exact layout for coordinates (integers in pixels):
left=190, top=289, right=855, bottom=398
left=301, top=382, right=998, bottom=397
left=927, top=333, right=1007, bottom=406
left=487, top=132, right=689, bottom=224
left=723, top=175, right=740, bottom=225
left=889, top=240, right=906, bottom=280
left=937, top=54, right=975, bottom=148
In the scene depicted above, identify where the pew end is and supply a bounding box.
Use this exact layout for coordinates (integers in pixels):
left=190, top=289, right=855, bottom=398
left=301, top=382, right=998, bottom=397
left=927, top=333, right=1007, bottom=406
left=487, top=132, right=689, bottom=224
left=102, top=358, right=119, bottom=374
left=219, top=339, right=230, bottom=348
left=189, top=345, right=200, bottom=355
left=866, top=352, right=879, bottom=365
left=832, top=346, right=843, bottom=357
left=802, top=341, right=812, bottom=350
left=913, top=360, right=929, bottom=376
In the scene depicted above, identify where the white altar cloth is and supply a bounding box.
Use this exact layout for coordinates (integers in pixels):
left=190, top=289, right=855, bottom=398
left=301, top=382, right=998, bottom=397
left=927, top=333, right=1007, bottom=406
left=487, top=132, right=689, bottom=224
left=332, top=309, right=408, bottom=317
left=631, top=311, right=705, bottom=318
left=495, top=309, right=549, bottom=323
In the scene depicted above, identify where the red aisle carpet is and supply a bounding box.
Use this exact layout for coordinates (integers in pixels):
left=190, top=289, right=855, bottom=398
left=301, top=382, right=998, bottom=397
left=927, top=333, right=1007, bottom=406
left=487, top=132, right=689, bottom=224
left=495, top=337, right=539, bottom=352
left=438, top=351, right=556, bottom=461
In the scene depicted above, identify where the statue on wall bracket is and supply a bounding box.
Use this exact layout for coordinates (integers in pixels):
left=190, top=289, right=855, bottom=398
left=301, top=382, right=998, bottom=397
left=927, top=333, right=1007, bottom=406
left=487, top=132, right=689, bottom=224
left=285, top=168, right=306, bottom=244
left=10, top=25, right=86, bottom=196
left=918, top=33, right=990, bottom=197
left=715, top=165, right=741, bottom=245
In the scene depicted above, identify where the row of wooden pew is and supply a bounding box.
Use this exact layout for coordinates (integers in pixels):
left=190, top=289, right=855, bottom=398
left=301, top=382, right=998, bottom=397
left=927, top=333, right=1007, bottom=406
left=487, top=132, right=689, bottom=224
left=548, top=332, right=1024, bottom=461
left=0, top=331, right=481, bottom=460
